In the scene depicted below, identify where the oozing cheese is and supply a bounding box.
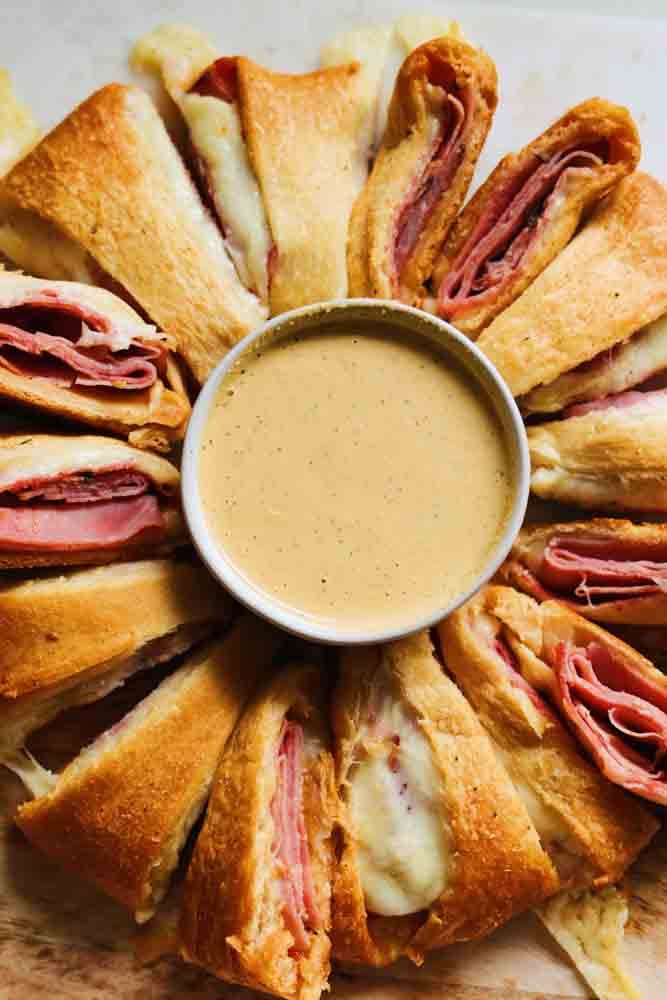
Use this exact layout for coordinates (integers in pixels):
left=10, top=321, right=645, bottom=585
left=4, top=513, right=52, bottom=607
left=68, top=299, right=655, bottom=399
left=348, top=695, right=449, bottom=917
left=0, top=203, right=98, bottom=281
left=1, top=748, right=57, bottom=798
left=538, top=886, right=642, bottom=1000
left=132, top=24, right=272, bottom=302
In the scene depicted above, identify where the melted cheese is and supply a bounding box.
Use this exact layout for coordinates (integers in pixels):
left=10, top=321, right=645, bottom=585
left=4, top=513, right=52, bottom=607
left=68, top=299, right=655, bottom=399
left=348, top=695, right=449, bottom=917
left=0, top=68, right=39, bottom=176
left=538, top=886, right=642, bottom=1000
left=1, top=749, right=57, bottom=798
left=132, top=24, right=272, bottom=301
left=0, top=202, right=97, bottom=280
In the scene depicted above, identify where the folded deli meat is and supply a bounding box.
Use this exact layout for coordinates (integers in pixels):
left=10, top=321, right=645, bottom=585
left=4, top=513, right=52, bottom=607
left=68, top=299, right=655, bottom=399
left=0, top=434, right=184, bottom=568
left=432, top=98, right=639, bottom=337
left=0, top=273, right=189, bottom=450
left=504, top=520, right=667, bottom=625
left=2, top=84, right=265, bottom=383
left=438, top=588, right=658, bottom=891
left=478, top=172, right=667, bottom=398
left=180, top=662, right=336, bottom=1000
left=348, top=36, right=497, bottom=303
left=473, top=587, right=667, bottom=806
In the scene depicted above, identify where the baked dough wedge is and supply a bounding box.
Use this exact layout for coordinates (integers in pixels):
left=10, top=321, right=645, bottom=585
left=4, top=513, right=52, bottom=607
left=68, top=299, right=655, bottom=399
left=0, top=68, right=39, bottom=176
left=1, top=84, right=265, bottom=382
left=477, top=586, right=667, bottom=806
left=503, top=519, right=667, bottom=625
left=9, top=616, right=283, bottom=922
left=0, top=272, right=189, bottom=451
left=477, top=172, right=667, bottom=398
left=237, top=59, right=369, bottom=314
left=433, top=99, right=640, bottom=337
left=181, top=662, right=336, bottom=1000
left=0, top=432, right=186, bottom=569
left=527, top=391, right=667, bottom=512
left=438, top=587, right=659, bottom=891
left=348, top=36, right=497, bottom=303
left=331, top=629, right=558, bottom=967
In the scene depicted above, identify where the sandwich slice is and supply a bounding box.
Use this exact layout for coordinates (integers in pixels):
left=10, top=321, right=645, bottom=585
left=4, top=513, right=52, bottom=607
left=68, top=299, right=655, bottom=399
left=331, top=629, right=558, bottom=968
left=0, top=557, right=233, bottom=752
left=8, top=615, right=283, bottom=922
left=477, top=172, right=667, bottom=398
left=0, top=432, right=185, bottom=568
left=132, top=25, right=273, bottom=305
left=237, top=59, right=368, bottom=315
left=432, top=99, right=640, bottom=337
left=527, top=391, right=667, bottom=512
left=0, top=272, right=189, bottom=452
left=503, top=519, right=667, bottom=625
left=438, top=587, right=659, bottom=892
left=180, top=662, right=336, bottom=1000
left=1, top=84, right=265, bottom=382
left=472, top=586, right=667, bottom=806
left=347, top=36, right=497, bottom=303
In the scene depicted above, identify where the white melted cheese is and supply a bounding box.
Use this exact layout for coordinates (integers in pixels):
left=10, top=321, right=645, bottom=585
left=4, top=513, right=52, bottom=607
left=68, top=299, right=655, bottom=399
left=132, top=24, right=271, bottom=302
left=538, top=886, right=642, bottom=1000
left=0, top=202, right=98, bottom=281
left=1, top=748, right=57, bottom=798
left=348, top=695, right=449, bottom=917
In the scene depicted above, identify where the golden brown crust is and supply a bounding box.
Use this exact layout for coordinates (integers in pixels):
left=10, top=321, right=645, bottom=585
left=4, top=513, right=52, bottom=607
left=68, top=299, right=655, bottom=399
left=504, top=519, right=667, bottom=625
left=348, top=36, right=497, bottom=302
left=433, top=98, right=640, bottom=336
left=180, top=663, right=335, bottom=1000
left=477, top=172, right=667, bottom=397
left=0, top=271, right=189, bottom=448
left=2, top=84, right=266, bottom=383
left=16, top=617, right=283, bottom=919
left=438, top=587, right=659, bottom=890
left=331, top=630, right=558, bottom=967
left=238, top=59, right=367, bottom=315
left=527, top=401, right=667, bottom=512
left=0, top=558, right=233, bottom=698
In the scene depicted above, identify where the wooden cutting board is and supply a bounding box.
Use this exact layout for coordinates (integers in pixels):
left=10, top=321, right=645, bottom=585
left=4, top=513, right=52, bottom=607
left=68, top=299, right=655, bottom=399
left=1, top=672, right=665, bottom=1000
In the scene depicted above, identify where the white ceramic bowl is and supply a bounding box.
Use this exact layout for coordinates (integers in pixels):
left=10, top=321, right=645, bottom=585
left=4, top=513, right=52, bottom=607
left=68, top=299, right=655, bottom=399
left=182, top=299, right=529, bottom=644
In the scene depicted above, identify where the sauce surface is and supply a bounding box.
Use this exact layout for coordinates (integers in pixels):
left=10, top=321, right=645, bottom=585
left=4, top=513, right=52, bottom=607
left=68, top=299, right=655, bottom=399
left=199, top=327, right=513, bottom=633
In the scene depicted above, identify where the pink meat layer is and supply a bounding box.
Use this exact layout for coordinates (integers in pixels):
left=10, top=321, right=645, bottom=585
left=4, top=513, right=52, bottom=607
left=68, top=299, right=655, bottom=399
left=549, top=639, right=667, bottom=804
left=271, top=721, right=320, bottom=954
left=393, top=88, right=468, bottom=279
left=0, top=494, right=163, bottom=551
left=437, top=148, right=601, bottom=316
left=190, top=57, right=239, bottom=102
left=565, top=387, right=667, bottom=419
left=0, top=291, right=164, bottom=389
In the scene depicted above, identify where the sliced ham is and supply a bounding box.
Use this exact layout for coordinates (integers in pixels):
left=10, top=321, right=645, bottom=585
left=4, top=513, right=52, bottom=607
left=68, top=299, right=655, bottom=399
left=0, top=495, right=163, bottom=551
left=0, top=294, right=166, bottom=390
left=394, top=88, right=468, bottom=278
left=524, top=535, right=667, bottom=608
left=190, top=57, right=239, bottom=102
left=549, top=640, right=667, bottom=804
left=492, top=634, right=556, bottom=718
left=438, top=148, right=602, bottom=317
left=5, top=466, right=152, bottom=504
left=270, top=721, right=320, bottom=953
left=565, top=387, right=667, bottom=419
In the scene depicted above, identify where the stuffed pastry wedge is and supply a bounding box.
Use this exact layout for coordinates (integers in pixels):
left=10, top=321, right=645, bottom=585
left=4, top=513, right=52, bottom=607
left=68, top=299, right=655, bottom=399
left=438, top=587, right=659, bottom=890
left=433, top=99, right=639, bottom=337
left=348, top=36, right=497, bottom=303
left=181, top=662, right=336, bottom=1000
left=331, top=629, right=558, bottom=967
left=476, top=586, right=667, bottom=806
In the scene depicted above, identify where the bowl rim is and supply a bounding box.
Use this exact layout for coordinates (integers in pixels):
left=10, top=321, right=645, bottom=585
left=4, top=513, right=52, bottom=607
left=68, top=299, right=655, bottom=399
left=181, top=297, right=530, bottom=645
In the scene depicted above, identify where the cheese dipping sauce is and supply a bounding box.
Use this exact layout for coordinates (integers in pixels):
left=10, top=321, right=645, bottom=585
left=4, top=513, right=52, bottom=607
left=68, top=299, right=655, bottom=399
left=199, top=326, right=513, bottom=635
